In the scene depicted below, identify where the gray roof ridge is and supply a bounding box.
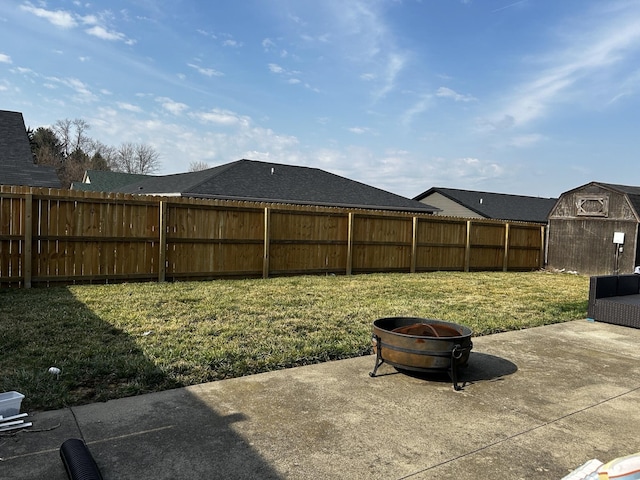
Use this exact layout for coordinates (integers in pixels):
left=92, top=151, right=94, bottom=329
left=436, top=188, right=488, bottom=218
left=436, top=186, right=556, bottom=200
left=171, top=159, right=246, bottom=192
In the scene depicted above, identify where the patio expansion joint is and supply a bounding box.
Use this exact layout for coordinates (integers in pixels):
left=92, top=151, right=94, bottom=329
left=394, top=382, right=640, bottom=480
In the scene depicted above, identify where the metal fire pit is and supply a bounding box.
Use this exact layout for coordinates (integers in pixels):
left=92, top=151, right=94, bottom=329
left=370, top=317, right=473, bottom=390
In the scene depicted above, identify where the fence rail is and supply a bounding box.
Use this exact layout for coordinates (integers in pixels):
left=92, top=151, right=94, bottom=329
left=0, top=185, right=545, bottom=287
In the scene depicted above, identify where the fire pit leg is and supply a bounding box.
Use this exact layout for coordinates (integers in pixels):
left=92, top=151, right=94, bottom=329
left=449, top=344, right=463, bottom=391
left=369, top=335, right=384, bottom=377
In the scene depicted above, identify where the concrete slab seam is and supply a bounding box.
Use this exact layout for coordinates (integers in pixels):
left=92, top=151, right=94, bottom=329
left=84, top=425, right=176, bottom=447
left=395, top=382, right=640, bottom=480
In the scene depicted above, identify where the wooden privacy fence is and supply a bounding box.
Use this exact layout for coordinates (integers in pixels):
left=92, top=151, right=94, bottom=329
left=0, top=186, right=546, bottom=288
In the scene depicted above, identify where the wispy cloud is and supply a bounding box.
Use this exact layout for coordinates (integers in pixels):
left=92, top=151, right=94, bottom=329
left=156, top=97, right=189, bottom=115
left=21, top=3, right=77, bottom=28
left=85, top=25, right=134, bottom=45
left=20, top=2, right=134, bottom=44
left=372, top=52, right=407, bottom=101
left=267, top=62, right=312, bottom=89
left=117, top=102, right=142, bottom=113
left=187, top=63, right=224, bottom=77
left=401, top=94, right=432, bottom=125
left=436, top=87, right=476, bottom=102
left=0, top=53, right=11, bottom=64
left=298, top=1, right=409, bottom=101
left=191, top=108, right=251, bottom=127
left=485, top=1, right=640, bottom=130
left=41, top=76, right=98, bottom=103
left=262, top=38, right=276, bottom=51
left=492, top=1, right=528, bottom=14
left=222, top=39, right=242, bottom=48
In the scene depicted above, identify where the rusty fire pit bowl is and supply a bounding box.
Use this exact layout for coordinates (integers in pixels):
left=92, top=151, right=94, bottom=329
left=370, top=317, right=473, bottom=390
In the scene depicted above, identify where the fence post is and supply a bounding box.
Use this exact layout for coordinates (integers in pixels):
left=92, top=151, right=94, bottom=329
left=540, top=225, right=546, bottom=269
left=24, top=193, right=33, bottom=288
left=464, top=220, right=471, bottom=272
left=346, top=212, right=354, bottom=275
left=411, top=216, right=418, bottom=273
left=263, top=207, right=271, bottom=279
left=503, top=223, right=510, bottom=272
left=158, top=201, right=167, bottom=282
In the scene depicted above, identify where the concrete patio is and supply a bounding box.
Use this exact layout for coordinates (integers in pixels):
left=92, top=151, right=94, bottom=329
left=2, top=319, right=640, bottom=479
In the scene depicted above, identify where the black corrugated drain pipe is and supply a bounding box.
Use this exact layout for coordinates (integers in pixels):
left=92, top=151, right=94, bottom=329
left=60, top=438, right=104, bottom=480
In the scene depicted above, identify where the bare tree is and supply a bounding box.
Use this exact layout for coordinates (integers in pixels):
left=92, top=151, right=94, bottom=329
left=53, top=118, right=91, bottom=158
left=188, top=161, right=210, bottom=172
left=114, top=142, right=161, bottom=174
left=88, top=140, right=118, bottom=170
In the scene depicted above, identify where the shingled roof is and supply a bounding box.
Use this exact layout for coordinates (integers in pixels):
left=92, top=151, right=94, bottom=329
left=71, top=170, right=153, bottom=192
left=0, top=110, right=60, bottom=188
left=104, top=159, right=437, bottom=213
left=413, top=187, right=557, bottom=223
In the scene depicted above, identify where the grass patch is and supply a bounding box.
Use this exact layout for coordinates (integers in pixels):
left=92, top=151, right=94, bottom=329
left=0, top=271, right=589, bottom=411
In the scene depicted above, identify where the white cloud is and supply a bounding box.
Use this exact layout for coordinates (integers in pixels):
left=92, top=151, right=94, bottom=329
left=223, top=39, right=242, bottom=47
left=372, top=53, right=406, bottom=101
left=156, top=97, right=189, bottom=115
left=348, top=127, right=370, bottom=134
left=401, top=94, right=432, bottom=125
left=187, top=63, right=224, bottom=77
left=436, top=87, right=476, bottom=102
left=116, top=102, right=142, bottom=113
left=85, top=25, right=134, bottom=45
left=43, top=75, right=97, bottom=103
left=0, top=53, right=12, bottom=64
left=65, top=77, right=97, bottom=102
left=262, top=38, right=276, bottom=50
left=20, top=3, right=134, bottom=44
left=191, top=109, right=251, bottom=127
left=21, top=4, right=78, bottom=28
left=268, top=63, right=284, bottom=74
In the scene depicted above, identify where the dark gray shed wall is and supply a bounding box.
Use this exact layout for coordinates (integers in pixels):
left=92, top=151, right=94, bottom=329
left=547, top=183, right=639, bottom=275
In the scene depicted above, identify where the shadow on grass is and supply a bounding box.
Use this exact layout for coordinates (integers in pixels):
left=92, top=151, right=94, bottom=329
left=0, top=286, right=285, bottom=479
left=0, top=287, right=179, bottom=411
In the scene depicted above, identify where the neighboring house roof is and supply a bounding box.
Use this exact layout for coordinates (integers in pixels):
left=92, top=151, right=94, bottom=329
left=108, top=159, right=438, bottom=213
left=413, top=187, right=557, bottom=223
left=0, top=109, right=60, bottom=188
left=71, top=170, right=153, bottom=192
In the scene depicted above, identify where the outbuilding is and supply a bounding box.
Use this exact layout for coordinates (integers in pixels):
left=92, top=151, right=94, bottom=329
left=547, top=182, right=640, bottom=275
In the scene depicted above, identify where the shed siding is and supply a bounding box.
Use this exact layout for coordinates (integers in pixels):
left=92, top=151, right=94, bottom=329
left=547, top=184, right=639, bottom=275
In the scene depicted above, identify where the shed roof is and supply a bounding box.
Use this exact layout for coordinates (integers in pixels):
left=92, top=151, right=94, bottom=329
left=413, top=187, right=557, bottom=223
left=591, top=182, right=640, bottom=218
left=0, top=110, right=60, bottom=188
left=109, top=159, right=437, bottom=213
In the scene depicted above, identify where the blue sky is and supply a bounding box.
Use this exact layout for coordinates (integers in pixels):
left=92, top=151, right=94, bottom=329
left=1, top=1, right=639, bottom=199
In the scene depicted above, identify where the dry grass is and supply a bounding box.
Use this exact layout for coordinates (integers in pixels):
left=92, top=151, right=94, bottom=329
left=0, top=271, right=589, bottom=411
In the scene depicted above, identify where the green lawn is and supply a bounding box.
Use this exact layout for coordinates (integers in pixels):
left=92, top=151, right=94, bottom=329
left=0, top=271, right=589, bottom=411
